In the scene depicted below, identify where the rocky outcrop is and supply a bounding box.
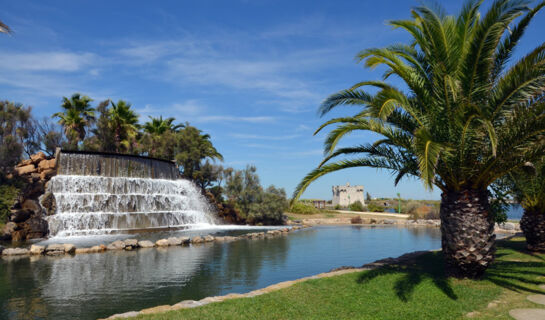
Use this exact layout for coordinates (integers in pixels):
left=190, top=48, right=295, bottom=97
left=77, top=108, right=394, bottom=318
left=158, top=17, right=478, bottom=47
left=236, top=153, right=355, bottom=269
left=1, top=151, right=58, bottom=242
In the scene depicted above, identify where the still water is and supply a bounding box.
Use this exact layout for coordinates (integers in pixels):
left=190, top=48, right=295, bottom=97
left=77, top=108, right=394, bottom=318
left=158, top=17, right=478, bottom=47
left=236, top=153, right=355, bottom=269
left=1, top=226, right=441, bottom=320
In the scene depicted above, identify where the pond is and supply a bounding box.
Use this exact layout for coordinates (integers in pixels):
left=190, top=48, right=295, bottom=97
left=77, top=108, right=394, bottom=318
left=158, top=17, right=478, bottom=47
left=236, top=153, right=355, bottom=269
left=0, top=225, right=441, bottom=320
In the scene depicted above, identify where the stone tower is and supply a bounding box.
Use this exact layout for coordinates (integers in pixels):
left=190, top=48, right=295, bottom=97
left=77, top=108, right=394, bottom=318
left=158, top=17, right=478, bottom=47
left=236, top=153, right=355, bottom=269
left=332, top=182, right=365, bottom=207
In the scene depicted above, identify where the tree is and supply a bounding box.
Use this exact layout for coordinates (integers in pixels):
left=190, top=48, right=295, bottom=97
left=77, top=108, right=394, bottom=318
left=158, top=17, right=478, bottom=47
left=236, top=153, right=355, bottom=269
left=141, top=116, right=183, bottom=158
left=175, top=124, right=223, bottom=184
left=84, top=100, right=116, bottom=152
left=0, top=101, right=29, bottom=175
left=109, top=100, right=139, bottom=153
left=506, top=158, right=545, bottom=251
left=293, top=0, right=545, bottom=278
left=143, top=116, right=183, bottom=135
left=53, top=93, right=95, bottom=148
left=365, top=192, right=372, bottom=202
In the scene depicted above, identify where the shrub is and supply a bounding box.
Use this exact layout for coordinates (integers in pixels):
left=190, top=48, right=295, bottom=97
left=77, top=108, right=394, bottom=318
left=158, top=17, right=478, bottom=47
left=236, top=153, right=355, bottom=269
left=0, top=184, right=19, bottom=223
left=334, top=204, right=342, bottom=210
left=408, top=204, right=440, bottom=220
left=350, top=216, right=363, bottom=224
left=367, top=202, right=384, bottom=212
left=349, top=200, right=364, bottom=212
left=290, top=201, right=317, bottom=215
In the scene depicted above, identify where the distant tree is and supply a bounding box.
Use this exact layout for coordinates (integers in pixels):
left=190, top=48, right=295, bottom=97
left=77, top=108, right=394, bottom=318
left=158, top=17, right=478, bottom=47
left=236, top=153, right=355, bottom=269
left=140, top=116, right=184, bottom=158
left=365, top=192, right=372, bottom=202
left=143, top=116, right=183, bottom=135
left=53, top=93, right=95, bottom=148
left=36, top=118, right=65, bottom=156
left=85, top=100, right=116, bottom=152
left=0, top=101, right=31, bottom=175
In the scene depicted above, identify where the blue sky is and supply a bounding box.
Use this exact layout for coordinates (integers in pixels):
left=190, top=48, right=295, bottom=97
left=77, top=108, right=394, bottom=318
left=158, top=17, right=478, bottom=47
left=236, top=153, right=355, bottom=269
left=1, top=1, right=544, bottom=200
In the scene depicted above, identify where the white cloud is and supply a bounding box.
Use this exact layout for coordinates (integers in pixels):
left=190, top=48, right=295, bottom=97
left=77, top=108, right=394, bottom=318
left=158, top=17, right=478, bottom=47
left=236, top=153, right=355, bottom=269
left=0, top=52, right=96, bottom=72
left=196, top=115, right=275, bottom=123
left=230, top=133, right=299, bottom=140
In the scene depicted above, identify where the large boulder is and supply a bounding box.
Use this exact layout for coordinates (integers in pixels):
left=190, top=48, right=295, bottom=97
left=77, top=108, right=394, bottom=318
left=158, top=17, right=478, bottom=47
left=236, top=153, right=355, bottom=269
left=191, top=236, right=204, bottom=244
left=167, top=237, right=182, bottom=246
left=11, top=229, right=27, bottom=242
left=63, top=244, right=76, bottom=254
left=124, top=239, right=138, bottom=249
left=45, top=244, right=65, bottom=255
left=10, top=209, right=32, bottom=223
left=1, top=222, right=17, bottom=240
left=22, top=199, right=42, bottom=215
left=107, top=240, right=126, bottom=250
left=23, top=218, right=48, bottom=239
left=40, top=169, right=56, bottom=181
left=30, top=245, right=45, bottom=255
left=2, top=248, right=29, bottom=256
left=30, top=152, right=46, bottom=164
left=155, top=239, right=169, bottom=247
left=38, top=159, right=56, bottom=171
left=15, top=164, right=36, bottom=175
left=138, top=240, right=155, bottom=248
left=40, top=192, right=57, bottom=216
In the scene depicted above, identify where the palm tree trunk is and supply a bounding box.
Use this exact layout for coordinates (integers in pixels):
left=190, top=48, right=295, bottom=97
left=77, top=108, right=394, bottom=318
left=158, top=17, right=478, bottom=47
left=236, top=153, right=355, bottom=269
left=440, top=189, right=495, bottom=278
left=520, top=211, right=545, bottom=252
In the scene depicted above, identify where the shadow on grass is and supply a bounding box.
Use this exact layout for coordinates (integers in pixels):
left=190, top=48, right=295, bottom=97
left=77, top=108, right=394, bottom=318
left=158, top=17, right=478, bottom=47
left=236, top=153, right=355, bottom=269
left=356, top=252, right=457, bottom=302
left=356, top=238, right=545, bottom=302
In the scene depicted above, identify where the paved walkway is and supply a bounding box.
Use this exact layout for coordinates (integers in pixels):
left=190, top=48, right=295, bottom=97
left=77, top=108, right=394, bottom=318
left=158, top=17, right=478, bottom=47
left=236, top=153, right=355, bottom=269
left=509, top=284, right=545, bottom=320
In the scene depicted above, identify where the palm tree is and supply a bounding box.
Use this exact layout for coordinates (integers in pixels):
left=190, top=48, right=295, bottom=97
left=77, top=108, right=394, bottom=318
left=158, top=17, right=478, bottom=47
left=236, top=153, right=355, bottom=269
left=109, top=100, right=139, bottom=153
left=0, top=20, right=12, bottom=34
left=53, top=93, right=95, bottom=148
left=506, top=157, right=545, bottom=251
left=293, top=0, right=545, bottom=278
left=143, top=116, right=183, bottom=135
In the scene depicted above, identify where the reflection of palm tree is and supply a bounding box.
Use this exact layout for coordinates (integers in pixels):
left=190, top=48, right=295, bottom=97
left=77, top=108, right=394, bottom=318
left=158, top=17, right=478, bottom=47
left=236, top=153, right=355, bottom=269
left=294, top=0, right=545, bottom=278
left=109, top=100, right=139, bottom=153
left=53, top=93, right=95, bottom=148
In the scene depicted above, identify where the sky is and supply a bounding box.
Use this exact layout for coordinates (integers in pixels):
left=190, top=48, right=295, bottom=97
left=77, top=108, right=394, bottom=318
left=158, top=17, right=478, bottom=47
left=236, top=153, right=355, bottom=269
left=1, top=0, right=544, bottom=200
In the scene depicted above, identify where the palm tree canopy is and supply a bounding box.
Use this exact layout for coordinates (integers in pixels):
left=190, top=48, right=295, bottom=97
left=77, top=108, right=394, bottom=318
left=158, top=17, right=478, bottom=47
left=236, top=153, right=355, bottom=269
left=294, top=0, right=545, bottom=201
left=109, top=100, right=140, bottom=151
left=506, top=157, right=545, bottom=214
left=53, top=93, right=96, bottom=146
left=143, top=116, right=184, bottom=135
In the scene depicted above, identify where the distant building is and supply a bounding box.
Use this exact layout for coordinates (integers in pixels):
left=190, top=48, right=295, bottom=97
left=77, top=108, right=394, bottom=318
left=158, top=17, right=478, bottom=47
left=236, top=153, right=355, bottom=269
left=312, top=200, right=326, bottom=209
left=332, top=183, right=365, bottom=207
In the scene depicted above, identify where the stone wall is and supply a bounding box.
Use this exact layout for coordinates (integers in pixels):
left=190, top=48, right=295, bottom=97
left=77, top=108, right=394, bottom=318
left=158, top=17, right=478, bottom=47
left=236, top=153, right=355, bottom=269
left=0, top=151, right=57, bottom=242
left=332, top=183, right=365, bottom=207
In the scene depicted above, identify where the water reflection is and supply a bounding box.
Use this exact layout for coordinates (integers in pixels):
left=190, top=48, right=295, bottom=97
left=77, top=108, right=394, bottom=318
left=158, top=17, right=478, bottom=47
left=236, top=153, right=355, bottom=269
left=1, top=226, right=441, bottom=320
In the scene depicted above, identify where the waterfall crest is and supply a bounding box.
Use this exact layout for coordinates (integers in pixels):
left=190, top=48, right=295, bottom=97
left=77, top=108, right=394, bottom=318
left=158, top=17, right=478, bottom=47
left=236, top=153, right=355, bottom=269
left=45, top=151, right=216, bottom=237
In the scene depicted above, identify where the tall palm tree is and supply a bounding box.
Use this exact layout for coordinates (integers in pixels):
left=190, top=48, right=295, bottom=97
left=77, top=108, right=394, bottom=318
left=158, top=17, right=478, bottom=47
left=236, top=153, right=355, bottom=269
left=506, top=157, right=545, bottom=251
left=0, top=21, right=11, bottom=34
left=109, top=100, right=139, bottom=153
left=143, top=116, right=183, bottom=135
left=53, top=93, right=95, bottom=148
left=293, top=0, right=545, bottom=278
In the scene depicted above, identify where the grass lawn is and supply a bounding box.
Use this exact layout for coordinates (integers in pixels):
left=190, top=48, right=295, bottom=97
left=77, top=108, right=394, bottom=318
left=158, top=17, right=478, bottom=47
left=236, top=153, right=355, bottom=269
left=134, top=238, right=544, bottom=320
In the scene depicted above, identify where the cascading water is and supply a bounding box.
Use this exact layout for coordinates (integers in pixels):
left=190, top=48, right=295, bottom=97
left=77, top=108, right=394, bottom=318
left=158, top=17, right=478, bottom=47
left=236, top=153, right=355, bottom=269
left=44, top=151, right=217, bottom=237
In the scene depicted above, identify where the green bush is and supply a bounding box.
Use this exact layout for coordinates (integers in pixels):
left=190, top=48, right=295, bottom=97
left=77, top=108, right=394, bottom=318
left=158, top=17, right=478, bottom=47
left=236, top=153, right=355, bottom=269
left=0, top=184, right=19, bottom=223
left=289, top=201, right=317, bottom=215
left=349, top=200, right=364, bottom=212
left=334, top=204, right=341, bottom=210
left=367, top=202, right=385, bottom=212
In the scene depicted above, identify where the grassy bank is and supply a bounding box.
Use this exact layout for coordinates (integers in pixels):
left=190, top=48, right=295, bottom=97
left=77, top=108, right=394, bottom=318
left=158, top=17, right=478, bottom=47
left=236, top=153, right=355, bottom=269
left=133, top=238, right=544, bottom=320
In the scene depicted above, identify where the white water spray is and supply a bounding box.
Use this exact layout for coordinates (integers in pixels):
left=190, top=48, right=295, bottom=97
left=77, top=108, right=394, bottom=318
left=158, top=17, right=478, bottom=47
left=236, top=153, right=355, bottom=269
left=45, top=175, right=217, bottom=237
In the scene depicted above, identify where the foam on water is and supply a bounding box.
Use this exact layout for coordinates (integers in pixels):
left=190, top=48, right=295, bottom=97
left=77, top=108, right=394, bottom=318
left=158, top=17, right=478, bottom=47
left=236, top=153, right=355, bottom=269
left=44, top=175, right=218, bottom=237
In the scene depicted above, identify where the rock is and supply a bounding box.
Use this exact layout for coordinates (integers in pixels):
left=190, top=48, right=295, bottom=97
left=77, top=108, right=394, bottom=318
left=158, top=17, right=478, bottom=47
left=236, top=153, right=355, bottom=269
left=2, top=248, right=29, bottom=256
left=89, top=245, right=103, bottom=252
left=11, top=230, right=27, bottom=242
left=465, top=311, right=480, bottom=318
left=191, top=236, right=204, bottom=244
left=370, top=218, right=377, bottom=224
left=509, top=309, right=545, bottom=320
left=155, top=239, right=169, bottom=247
left=107, top=240, right=126, bottom=250
left=383, top=219, right=396, bottom=225
left=15, top=164, right=36, bottom=175
left=23, top=218, right=48, bottom=239
left=40, top=169, right=56, bottom=181
left=138, top=240, right=155, bottom=248
left=10, top=209, right=32, bottom=223
left=40, top=192, right=57, bottom=216
left=2, top=222, right=18, bottom=236
left=178, top=237, right=190, bottom=245
left=281, top=228, right=289, bottom=233
left=30, top=152, right=46, bottom=164
left=204, top=235, right=215, bottom=242
left=527, top=294, right=545, bottom=306
left=124, top=239, right=138, bottom=248
left=30, top=245, right=45, bottom=255
left=18, top=159, right=33, bottom=167
left=350, top=216, right=363, bottom=224
left=22, top=199, right=41, bottom=215
left=75, top=248, right=91, bottom=254
left=46, top=244, right=66, bottom=255
left=167, top=237, right=183, bottom=246
left=63, top=244, right=76, bottom=254
left=38, top=158, right=56, bottom=171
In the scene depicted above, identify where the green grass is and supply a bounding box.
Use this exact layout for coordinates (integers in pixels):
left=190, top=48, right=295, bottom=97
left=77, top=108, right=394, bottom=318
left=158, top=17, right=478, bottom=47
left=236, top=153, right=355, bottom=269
left=133, top=238, right=545, bottom=320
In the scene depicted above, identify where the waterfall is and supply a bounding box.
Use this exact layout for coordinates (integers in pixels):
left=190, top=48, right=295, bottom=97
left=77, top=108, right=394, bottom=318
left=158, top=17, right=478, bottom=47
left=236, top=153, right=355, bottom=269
left=44, top=151, right=217, bottom=237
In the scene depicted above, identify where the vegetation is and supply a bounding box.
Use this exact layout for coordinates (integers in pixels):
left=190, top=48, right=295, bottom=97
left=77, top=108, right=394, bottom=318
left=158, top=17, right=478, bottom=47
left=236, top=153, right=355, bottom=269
left=221, top=165, right=288, bottom=225
left=289, top=201, right=318, bottom=215
left=134, top=238, right=544, bottom=320
left=53, top=93, right=95, bottom=149
left=293, top=0, right=545, bottom=278
left=504, top=157, right=545, bottom=251
left=0, top=184, right=19, bottom=225
left=349, top=200, right=365, bottom=212
left=367, top=202, right=385, bottom=213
